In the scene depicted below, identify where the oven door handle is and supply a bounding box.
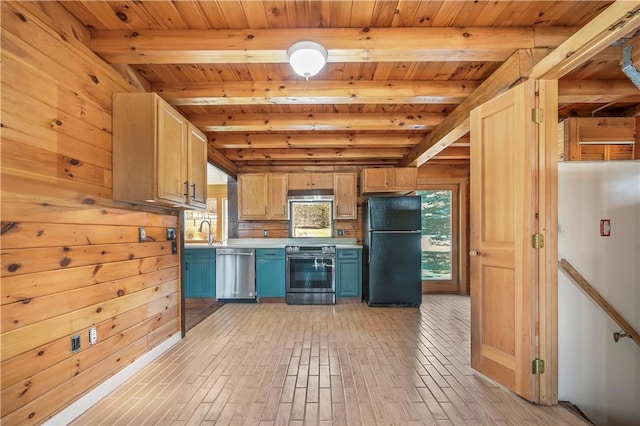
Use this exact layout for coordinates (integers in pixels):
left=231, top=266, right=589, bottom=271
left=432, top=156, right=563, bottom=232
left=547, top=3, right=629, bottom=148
left=314, top=258, right=335, bottom=268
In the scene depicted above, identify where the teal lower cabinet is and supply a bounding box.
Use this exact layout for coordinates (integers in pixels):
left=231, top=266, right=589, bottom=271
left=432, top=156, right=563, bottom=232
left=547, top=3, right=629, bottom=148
left=256, top=248, right=286, bottom=298
left=184, top=248, right=216, bottom=298
left=336, top=248, right=362, bottom=299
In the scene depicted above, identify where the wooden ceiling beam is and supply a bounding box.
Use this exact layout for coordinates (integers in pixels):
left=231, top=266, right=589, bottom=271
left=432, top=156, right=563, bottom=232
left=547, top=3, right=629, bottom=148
left=207, top=146, right=237, bottom=179
left=221, top=145, right=468, bottom=163
left=431, top=146, right=470, bottom=160
left=190, top=112, right=446, bottom=132
left=157, top=78, right=640, bottom=106
left=91, top=27, right=576, bottom=64
left=558, top=80, right=640, bottom=103
left=210, top=133, right=424, bottom=149
left=222, top=148, right=408, bottom=161
left=154, top=80, right=479, bottom=106
left=236, top=159, right=400, bottom=168
left=530, top=1, right=640, bottom=79
left=398, top=48, right=548, bottom=167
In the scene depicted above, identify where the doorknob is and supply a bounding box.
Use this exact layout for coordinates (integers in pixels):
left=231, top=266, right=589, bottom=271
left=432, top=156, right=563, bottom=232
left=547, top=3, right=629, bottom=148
left=469, top=250, right=481, bottom=256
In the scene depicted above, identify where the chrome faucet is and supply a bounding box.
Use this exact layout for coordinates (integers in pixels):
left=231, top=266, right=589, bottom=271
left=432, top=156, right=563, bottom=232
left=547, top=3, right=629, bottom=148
left=198, top=220, right=215, bottom=245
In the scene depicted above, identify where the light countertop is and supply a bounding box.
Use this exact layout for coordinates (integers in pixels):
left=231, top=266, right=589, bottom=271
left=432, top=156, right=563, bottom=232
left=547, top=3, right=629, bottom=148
left=185, top=237, right=362, bottom=250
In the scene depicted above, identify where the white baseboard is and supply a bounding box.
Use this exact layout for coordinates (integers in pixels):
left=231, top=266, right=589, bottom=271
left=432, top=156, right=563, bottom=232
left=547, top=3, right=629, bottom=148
left=44, top=332, right=182, bottom=426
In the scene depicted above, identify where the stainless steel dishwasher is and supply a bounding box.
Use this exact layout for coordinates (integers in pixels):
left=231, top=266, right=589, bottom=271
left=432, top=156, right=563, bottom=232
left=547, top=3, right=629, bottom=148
left=215, top=248, right=256, bottom=301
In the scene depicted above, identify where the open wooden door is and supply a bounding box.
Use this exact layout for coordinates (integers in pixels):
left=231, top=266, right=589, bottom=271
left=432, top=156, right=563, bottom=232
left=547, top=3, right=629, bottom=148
left=470, top=79, right=558, bottom=404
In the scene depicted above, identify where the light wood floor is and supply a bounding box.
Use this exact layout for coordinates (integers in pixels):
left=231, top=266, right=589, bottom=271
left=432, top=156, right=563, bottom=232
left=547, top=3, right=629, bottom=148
left=71, top=295, right=587, bottom=425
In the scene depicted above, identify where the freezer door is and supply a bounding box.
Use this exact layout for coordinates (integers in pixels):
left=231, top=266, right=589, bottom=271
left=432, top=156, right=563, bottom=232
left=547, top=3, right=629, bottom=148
left=367, top=231, right=421, bottom=306
left=368, top=196, right=421, bottom=231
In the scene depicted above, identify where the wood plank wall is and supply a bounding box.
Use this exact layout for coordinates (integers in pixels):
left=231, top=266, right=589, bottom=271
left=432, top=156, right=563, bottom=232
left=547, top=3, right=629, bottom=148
left=1, top=2, right=180, bottom=424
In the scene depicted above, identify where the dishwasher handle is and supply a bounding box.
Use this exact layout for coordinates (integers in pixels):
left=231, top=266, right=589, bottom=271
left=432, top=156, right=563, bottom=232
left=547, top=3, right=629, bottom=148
left=217, top=252, right=254, bottom=256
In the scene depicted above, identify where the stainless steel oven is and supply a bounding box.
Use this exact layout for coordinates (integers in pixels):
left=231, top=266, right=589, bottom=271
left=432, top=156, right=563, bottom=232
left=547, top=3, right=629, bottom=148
left=285, top=245, right=336, bottom=305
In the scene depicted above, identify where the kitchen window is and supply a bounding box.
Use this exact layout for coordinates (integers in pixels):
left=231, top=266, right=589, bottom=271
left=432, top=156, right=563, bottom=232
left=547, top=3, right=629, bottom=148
left=289, top=200, right=333, bottom=237
left=417, top=186, right=459, bottom=292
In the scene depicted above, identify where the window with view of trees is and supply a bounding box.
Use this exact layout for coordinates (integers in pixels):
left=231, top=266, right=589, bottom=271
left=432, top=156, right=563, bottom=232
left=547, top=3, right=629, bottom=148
left=289, top=201, right=333, bottom=237
left=418, top=190, right=453, bottom=280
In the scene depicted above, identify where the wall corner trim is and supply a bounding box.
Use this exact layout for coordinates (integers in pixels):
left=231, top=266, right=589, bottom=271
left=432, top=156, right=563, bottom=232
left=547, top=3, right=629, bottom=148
left=43, top=332, right=182, bottom=426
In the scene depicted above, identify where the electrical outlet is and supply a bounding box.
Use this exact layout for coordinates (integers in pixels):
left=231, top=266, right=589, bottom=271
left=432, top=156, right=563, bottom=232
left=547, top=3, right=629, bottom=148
left=171, top=241, right=177, bottom=254
left=71, top=334, right=81, bottom=353
left=263, top=229, right=269, bottom=237
left=337, top=229, right=344, bottom=236
left=139, top=227, right=147, bottom=242
left=166, top=228, right=177, bottom=240
left=89, top=326, right=98, bottom=345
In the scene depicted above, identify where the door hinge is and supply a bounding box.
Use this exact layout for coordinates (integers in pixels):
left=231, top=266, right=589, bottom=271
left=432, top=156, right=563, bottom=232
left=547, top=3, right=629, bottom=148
left=532, top=358, right=545, bottom=374
left=532, top=233, right=545, bottom=249
left=532, top=108, right=544, bottom=123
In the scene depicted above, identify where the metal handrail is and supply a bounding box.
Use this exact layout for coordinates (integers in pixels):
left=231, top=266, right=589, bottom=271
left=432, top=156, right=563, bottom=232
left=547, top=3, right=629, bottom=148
left=559, top=258, right=640, bottom=347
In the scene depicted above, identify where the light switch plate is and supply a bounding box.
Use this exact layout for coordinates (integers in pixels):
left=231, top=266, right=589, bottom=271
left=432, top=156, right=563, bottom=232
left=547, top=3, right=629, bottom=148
left=139, top=227, right=147, bottom=242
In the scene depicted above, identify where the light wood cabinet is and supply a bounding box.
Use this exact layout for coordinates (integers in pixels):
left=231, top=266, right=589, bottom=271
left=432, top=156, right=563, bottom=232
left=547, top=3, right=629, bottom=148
left=361, top=168, right=392, bottom=192
left=360, top=167, right=417, bottom=194
left=238, top=173, right=288, bottom=220
left=113, top=92, right=207, bottom=209
left=238, top=173, right=269, bottom=219
left=186, top=125, right=208, bottom=209
left=334, top=173, right=357, bottom=220
left=269, top=173, right=289, bottom=220
left=288, top=173, right=334, bottom=190
left=393, top=167, right=418, bottom=191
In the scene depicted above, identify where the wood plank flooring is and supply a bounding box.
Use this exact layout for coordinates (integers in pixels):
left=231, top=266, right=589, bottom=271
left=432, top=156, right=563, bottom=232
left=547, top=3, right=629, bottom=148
left=71, top=295, right=587, bottom=425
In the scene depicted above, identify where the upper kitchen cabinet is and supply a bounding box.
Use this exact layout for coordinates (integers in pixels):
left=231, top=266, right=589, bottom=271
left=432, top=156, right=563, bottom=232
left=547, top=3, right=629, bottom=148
left=288, top=173, right=334, bottom=190
left=334, top=173, right=357, bottom=220
left=269, top=173, right=289, bottom=220
left=392, top=168, right=418, bottom=191
left=238, top=173, right=288, bottom=220
left=112, top=92, right=208, bottom=209
left=360, top=167, right=417, bottom=195
left=186, top=125, right=208, bottom=209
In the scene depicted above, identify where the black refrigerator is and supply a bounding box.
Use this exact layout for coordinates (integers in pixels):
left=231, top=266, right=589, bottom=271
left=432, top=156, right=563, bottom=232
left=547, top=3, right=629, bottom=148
left=363, top=196, right=422, bottom=307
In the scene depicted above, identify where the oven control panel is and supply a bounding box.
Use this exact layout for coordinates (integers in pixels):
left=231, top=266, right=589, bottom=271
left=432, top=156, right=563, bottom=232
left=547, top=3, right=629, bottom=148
left=286, top=245, right=336, bottom=255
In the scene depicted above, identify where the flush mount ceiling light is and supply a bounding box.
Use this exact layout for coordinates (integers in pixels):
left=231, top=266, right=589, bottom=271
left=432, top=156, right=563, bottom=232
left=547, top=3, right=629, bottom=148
left=287, top=41, right=328, bottom=80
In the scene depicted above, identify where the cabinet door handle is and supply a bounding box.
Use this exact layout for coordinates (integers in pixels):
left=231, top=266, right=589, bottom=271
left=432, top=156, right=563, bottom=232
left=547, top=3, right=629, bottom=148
left=183, top=181, right=189, bottom=196
left=191, top=183, right=196, bottom=198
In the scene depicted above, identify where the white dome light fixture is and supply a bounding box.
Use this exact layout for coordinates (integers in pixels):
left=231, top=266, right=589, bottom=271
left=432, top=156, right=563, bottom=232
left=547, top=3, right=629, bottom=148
left=287, top=41, right=328, bottom=80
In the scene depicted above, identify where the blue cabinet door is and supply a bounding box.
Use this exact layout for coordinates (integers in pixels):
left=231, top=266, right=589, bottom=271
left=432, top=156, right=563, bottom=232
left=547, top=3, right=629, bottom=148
left=336, top=249, right=362, bottom=298
left=256, top=248, right=285, bottom=298
left=184, top=248, right=216, bottom=298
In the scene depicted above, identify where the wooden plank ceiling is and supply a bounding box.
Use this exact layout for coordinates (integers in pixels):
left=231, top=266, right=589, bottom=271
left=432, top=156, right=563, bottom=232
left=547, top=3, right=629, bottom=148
left=59, top=1, right=640, bottom=170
